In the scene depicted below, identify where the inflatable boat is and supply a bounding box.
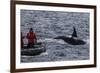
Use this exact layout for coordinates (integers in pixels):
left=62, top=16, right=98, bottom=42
left=21, top=42, right=46, bottom=56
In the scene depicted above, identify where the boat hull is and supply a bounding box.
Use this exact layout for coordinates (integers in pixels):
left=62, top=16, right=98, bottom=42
left=21, top=48, right=46, bottom=56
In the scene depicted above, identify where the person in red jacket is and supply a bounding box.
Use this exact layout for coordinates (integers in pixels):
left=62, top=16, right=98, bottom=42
left=27, top=28, right=37, bottom=48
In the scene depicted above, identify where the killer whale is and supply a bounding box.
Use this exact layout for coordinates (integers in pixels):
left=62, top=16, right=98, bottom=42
left=54, top=27, right=86, bottom=45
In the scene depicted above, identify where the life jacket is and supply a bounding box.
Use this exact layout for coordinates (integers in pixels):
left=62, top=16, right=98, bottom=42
left=27, top=32, right=36, bottom=44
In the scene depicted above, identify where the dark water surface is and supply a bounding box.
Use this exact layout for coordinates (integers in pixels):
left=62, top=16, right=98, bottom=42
left=21, top=10, right=90, bottom=62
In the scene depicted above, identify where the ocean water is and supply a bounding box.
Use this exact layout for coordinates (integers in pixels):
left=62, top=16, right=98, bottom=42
left=21, top=10, right=90, bottom=62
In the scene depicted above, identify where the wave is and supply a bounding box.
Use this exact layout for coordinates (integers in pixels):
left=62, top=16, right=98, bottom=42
left=83, top=38, right=90, bottom=45
left=39, top=51, right=48, bottom=56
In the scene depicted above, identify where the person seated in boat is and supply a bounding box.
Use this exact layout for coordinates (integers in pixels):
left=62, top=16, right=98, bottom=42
left=21, top=32, right=24, bottom=48
left=27, top=28, right=37, bottom=48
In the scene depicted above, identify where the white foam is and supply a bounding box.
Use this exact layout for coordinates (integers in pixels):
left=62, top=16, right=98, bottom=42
left=38, top=38, right=66, bottom=44
left=40, top=52, right=48, bottom=56
left=54, top=39, right=66, bottom=44
left=83, top=38, right=90, bottom=44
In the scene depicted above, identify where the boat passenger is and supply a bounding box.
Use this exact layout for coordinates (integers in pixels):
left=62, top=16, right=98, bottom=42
left=27, top=28, right=37, bottom=48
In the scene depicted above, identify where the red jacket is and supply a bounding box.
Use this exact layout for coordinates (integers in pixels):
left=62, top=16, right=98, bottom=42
left=27, top=32, right=36, bottom=44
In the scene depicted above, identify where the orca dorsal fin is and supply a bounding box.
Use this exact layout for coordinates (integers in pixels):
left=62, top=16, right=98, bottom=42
left=72, top=27, right=77, bottom=38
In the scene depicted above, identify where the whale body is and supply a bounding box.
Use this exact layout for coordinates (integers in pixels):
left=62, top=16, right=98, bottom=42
left=54, top=36, right=85, bottom=45
left=54, top=27, right=86, bottom=45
